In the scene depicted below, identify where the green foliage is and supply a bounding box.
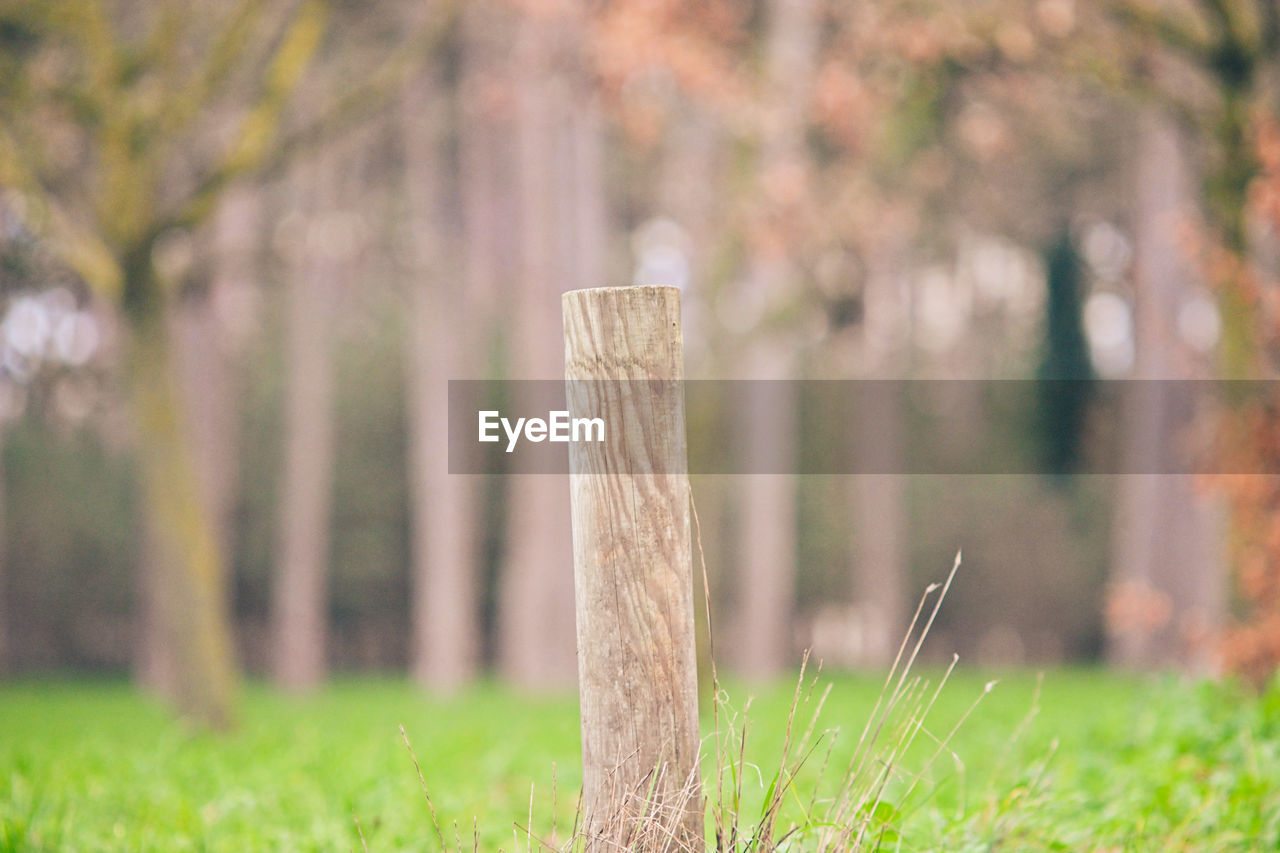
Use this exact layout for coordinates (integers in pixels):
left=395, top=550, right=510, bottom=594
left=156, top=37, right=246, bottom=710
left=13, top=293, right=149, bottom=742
left=2, top=672, right=1277, bottom=850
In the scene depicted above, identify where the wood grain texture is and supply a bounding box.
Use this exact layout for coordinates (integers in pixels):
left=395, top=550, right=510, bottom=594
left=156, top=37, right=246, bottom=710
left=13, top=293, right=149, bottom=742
left=562, top=286, right=702, bottom=848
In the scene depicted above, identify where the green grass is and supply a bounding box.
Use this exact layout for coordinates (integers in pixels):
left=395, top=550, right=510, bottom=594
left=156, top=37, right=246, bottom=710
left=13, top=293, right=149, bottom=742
left=1, top=670, right=1277, bottom=851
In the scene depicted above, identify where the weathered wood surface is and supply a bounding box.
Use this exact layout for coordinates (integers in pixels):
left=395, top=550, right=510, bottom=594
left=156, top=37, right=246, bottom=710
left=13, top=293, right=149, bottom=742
left=562, top=285, right=702, bottom=848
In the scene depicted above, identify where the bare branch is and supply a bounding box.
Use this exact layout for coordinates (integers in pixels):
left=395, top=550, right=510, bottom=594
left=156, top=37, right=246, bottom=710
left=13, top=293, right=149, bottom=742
left=221, top=0, right=328, bottom=175
left=159, top=0, right=298, bottom=138
left=141, top=1, right=184, bottom=85
left=46, top=0, right=120, bottom=120
left=159, top=0, right=329, bottom=231
left=0, top=122, right=122, bottom=300
left=260, top=0, right=459, bottom=178
left=163, top=0, right=458, bottom=232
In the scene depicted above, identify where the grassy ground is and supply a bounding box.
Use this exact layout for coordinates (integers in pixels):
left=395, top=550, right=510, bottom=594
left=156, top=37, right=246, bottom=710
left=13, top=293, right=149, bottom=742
left=1, top=669, right=1277, bottom=851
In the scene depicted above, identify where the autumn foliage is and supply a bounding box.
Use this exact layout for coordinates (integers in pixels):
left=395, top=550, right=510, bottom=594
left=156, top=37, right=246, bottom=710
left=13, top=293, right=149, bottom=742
left=1216, top=118, right=1280, bottom=689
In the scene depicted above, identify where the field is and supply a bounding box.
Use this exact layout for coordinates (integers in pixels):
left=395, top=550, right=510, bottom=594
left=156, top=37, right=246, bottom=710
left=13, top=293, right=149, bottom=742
left=2, top=669, right=1278, bottom=851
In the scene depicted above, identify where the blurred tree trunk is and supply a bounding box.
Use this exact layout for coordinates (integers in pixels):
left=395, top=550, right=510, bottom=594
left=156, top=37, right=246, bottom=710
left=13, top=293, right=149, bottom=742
left=849, top=246, right=909, bottom=667
left=136, top=302, right=232, bottom=699
left=135, top=508, right=176, bottom=694
left=178, top=187, right=258, bottom=562
left=498, top=9, right=597, bottom=689
left=1108, top=111, right=1224, bottom=672
left=735, top=351, right=797, bottom=679
left=127, top=263, right=238, bottom=728
left=457, top=0, right=511, bottom=327
left=272, top=156, right=342, bottom=692
left=136, top=189, right=256, bottom=695
left=850, top=467, right=906, bottom=665
left=402, top=62, right=481, bottom=691
left=659, top=105, right=725, bottom=694
left=732, top=0, right=819, bottom=680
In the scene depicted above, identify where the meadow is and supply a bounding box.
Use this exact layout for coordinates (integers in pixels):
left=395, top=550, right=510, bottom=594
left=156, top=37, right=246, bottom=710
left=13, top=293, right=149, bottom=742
left=2, top=668, right=1277, bottom=851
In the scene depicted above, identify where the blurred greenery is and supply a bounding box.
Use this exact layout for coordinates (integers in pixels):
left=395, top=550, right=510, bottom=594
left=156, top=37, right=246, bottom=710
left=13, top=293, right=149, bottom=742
left=2, top=418, right=137, bottom=671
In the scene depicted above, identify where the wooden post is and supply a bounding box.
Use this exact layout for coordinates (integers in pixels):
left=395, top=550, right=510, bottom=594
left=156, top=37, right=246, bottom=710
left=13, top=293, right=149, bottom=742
left=562, top=286, right=702, bottom=848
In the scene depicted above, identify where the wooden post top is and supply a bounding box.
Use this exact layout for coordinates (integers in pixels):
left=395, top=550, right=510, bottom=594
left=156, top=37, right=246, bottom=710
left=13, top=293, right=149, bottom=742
left=562, top=286, right=683, bottom=382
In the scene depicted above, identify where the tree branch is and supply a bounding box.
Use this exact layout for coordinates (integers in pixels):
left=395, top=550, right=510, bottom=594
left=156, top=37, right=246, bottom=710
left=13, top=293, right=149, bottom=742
left=158, top=0, right=298, bottom=139
left=163, top=0, right=458, bottom=232
left=156, top=0, right=329, bottom=231
left=0, top=122, right=122, bottom=300
left=43, top=0, right=120, bottom=121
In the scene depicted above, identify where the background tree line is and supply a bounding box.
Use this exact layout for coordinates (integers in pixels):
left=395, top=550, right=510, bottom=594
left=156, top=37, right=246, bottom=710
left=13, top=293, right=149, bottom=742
left=0, top=0, right=1278, bottom=728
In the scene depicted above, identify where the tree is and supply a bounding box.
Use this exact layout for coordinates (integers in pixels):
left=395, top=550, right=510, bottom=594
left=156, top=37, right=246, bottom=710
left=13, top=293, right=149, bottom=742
left=497, top=4, right=601, bottom=689
left=1097, top=0, right=1279, bottom=679
left=1107, top=113, right=1224, bottom=671
left=1215, top=118, right=1280, bottom=685
left=138, top=186, right=259, bottom=695
left=1092, top=0, right=1276, bottom=374
left=180, top=186, right=259, bottom=565
left=401, top=48, right=482, bottom=691
left=726, top=0, right=821, bottom=680
left=270, top=149, right=346, bottom=691
left=0, top=0, right=450, bottom=725
left=848, top=243, right=910, bottom=667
